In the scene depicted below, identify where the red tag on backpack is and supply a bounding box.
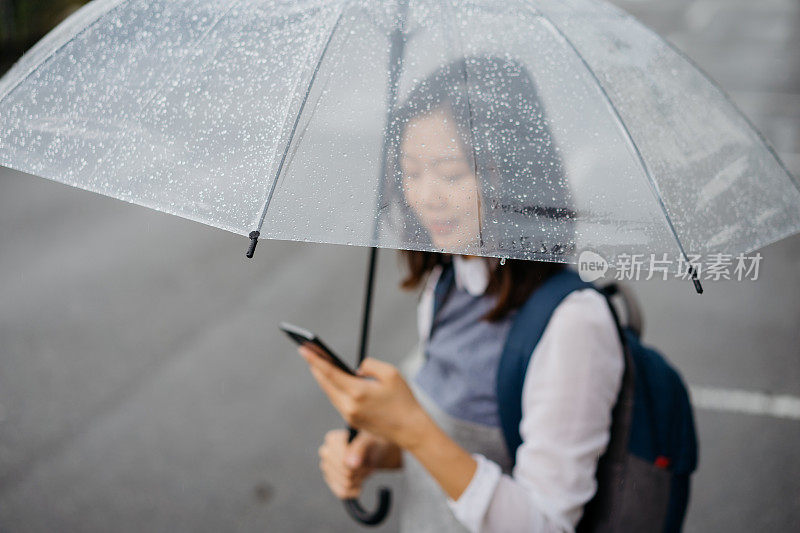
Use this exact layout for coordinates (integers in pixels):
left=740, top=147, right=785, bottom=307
left=654, top=456, right=671, bottom=469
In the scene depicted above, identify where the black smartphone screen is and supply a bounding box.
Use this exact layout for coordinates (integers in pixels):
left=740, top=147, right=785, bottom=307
left=279, top=322, right=357, bottom=376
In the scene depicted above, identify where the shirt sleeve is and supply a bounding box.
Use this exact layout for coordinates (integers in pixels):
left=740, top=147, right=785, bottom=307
left=446, top=288, right=624, bottom=533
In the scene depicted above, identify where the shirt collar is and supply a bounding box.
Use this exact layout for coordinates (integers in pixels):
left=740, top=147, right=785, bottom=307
left=452, top=255, right=490, bottom=296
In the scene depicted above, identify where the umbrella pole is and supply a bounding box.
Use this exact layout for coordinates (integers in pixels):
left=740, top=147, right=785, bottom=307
left=356, top=246, right=378, bottom=367
left=341, top=246, right=392, bottom=526
left=342, top=0, right=408, bottom=524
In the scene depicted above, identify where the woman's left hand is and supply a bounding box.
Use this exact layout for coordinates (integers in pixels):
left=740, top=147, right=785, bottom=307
left=299, top=344, right=432, bottom=451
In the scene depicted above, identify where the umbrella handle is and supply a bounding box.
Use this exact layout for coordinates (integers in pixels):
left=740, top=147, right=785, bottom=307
left=342, top=426, right=392, bottom=526
left=344, top=490, right=392, bottom=526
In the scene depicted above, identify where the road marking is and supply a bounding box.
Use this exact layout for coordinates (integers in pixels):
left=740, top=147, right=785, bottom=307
left=690, top=385, right=800, bottom=421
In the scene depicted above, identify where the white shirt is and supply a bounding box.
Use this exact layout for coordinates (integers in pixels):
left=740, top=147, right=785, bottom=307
left=417, top=256, right=624, bottom=533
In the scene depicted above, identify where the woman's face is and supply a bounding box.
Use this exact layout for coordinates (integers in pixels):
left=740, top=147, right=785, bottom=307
left=399, top=108, right=482, bottom=251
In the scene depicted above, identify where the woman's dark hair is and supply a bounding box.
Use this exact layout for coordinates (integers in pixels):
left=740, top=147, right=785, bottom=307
left=381, top=56, right=576, bottom=321
left=400, top=251, right=565, bottom=322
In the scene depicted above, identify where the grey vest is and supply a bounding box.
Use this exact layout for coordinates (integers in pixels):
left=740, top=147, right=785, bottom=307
left=415, top=286, right=514, bottom=427
left=398, top=283, right=515, bottom=533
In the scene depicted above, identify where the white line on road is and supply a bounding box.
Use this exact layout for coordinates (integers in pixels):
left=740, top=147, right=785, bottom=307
left=690, top=385, right=800, bottom=421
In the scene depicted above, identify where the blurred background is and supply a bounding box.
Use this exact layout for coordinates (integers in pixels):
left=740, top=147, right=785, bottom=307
left=0, top=1, right=84, bottom=72
left=0, top=0, right=798, bottom=531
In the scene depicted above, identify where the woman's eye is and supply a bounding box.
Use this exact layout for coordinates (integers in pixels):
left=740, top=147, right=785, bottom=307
left=445, top=174, right=465, bottom=182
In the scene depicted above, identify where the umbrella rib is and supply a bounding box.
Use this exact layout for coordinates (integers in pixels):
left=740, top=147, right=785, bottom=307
left=370, top=1, right=409, bottom=246
left=253, top=2, right=351, bottom=234
left=535, top=12, right=694, bottom=265
left=442, top=0, right=485, bottom=251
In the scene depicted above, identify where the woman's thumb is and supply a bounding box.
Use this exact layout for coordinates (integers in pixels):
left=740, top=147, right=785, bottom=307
left=356, top=357, right=395, bottom=381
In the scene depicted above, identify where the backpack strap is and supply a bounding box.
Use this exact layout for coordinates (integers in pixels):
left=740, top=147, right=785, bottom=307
left=496, top=269, right=594, bottom=461
left=596, top=284, right=636, bottom=465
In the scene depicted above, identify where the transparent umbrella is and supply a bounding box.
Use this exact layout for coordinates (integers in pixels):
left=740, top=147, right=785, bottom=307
left=2, top=0, right=800, bottom=525
left=2, top=0, right=798, bottom=272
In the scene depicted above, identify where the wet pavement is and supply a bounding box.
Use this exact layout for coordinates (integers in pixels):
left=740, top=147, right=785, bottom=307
left=1, top=0, right=799, bottom=531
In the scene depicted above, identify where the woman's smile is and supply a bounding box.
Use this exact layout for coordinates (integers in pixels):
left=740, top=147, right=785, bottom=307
left=427, top=217, right=458, bottom=235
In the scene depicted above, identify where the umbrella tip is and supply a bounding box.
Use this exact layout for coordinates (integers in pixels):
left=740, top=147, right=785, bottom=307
left=246, top=231, right=260, bottom=259
left=688, top=265, right=703, bottom=294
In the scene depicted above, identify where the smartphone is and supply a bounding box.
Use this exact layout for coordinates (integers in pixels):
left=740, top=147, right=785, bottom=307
left=279, top=321, right=357, bottom=376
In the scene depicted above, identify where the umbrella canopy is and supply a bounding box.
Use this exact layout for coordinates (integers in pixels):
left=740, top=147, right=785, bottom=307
left=1, top=0, right=799, bottom=268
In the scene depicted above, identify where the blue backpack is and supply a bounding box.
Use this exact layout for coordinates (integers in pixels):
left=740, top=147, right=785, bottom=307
left=433, top=266, right=698, bottom=533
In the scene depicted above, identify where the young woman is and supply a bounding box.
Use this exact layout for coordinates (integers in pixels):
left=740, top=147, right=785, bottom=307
left=299, top=57, right=624, bottom=533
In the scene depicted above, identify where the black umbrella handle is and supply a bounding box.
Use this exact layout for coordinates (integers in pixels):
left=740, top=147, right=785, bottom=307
left=342, top=426, right=392, bottom=526
left=344, top=491, right=392, bottom=526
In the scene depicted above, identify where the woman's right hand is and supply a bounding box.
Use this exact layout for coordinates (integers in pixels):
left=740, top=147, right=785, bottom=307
left=318, top=429, right=403, bottom=499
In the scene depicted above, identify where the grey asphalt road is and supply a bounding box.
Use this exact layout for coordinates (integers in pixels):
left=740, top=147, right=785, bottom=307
left=1, top=0, right=799, bottom=532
